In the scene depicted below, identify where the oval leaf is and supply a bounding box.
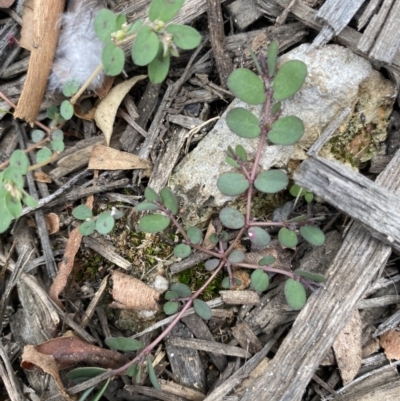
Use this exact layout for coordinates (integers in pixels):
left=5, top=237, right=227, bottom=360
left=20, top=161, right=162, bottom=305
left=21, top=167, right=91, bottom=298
left=148, top=49, right=170, bottom=84
left=94, top=8, right=117, bottom=42
left=267, top=40, right=278, bottom=77
left=248, top=227, right=271, bottom=248
left=294, top=269, right=325, bottom=283
left=219, top=207, right=245, bottom=229
left=251, top=269, right=269, bottom=292
left=235, top=145, right=247, bottom=162
left=300, top=225, right=325, bottom=246
left=96, top=212, right=115, bottom=234
left=164, top=301, right=179, bottom=315
left=284, top=278, right=306, bottom=310
left=170, top=283, right=191, bottom=298
left=254, top=170, right=288, bottom=194
left=174, top=243, right=191, bottom=258
left=278, top=227, right=298, bottom=248
left=167, top=24, right=201, bottom=50
left=273, top=60, right=307, bottom=101
left=102, top=42, right=125, bottom=76
left=135, top=202, right=159, bottom=212
left=132, top=26, right=159, bottom=66
left=5, top=194, right=22, bottom=218
left=187, top=226, right=202, bottom=244
left=226, top=156, right=240, bottom=168
left=10, top=150, right=29, bottom=174
left=67, top=367, right=107, bottom=383
left=268, top=115, right=304, bottom=145
left=160, top=187, right=178, bottom=215
left=227, top=68, right=266, bottom=105
left=148, top=0, right=184, bottom=22
left=258, top=255, right=276, bottom=265
left=31, top=129, right=45, bottom=143
left=60, top=100, right=74, bottom=120
left=105, top=337, right=144, bottom=351
left=139, top=214, right=170, bottom=233
left=23, top=194, right=38, bottom=208
left=193, top=299, right=212, bottom=320
left=50, top=139, right=65, bottom=153
left=72, top=205, right=93, bottom=220
left=164, top=291, right=178, bottom=301
left=145, top=187, right=161, bottom=202
left=228, top=249, right=245, bottom=263
left=79, top=220, right=96, bottom=236
left=147, top=356, right=161, bottom=390
left=226, top=107, right=261, bottom=139
left=62, top=79, right=80, bottom=97
left=205, top=259, right=220, bottom=271
left=217, top=172, right=249, bottom=196
left=36, top=148, right=52, bottom=164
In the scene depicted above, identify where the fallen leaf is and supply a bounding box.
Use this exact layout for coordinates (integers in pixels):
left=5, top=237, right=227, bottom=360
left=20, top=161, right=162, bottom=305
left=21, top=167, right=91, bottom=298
left=110, top=270, right=160, bottom=310
left=88, top=145, right=152, bottom=170
left=332, top=309, right=362, bottom=385
left=45, top=213, right=60, bottom=234
left=380, top=330, right=400, bottom=360
left=21, top=345, right=73, bottom=401
left=24, top=335, right=127, bottom=370
left=95, top=75, right=147, bottom=146
left=33, top=170, right=52, bottom=183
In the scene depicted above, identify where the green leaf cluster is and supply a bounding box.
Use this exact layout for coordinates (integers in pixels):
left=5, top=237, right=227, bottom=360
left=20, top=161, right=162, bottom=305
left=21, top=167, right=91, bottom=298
left=33, top=129, right=65, bottom=162
left=290, top=184, right=314, bottom=203
left=73, top=205, right=116, bottom=236
left=94, top=0, right=201, bottom=83
left=278, top=225, right=325, bottom=248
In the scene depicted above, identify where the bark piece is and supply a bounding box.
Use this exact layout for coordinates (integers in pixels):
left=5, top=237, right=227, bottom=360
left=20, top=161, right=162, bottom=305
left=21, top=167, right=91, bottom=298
left=226, top=0, right=263, bottom=30
left=231, top=323, right=263, bottom=355
left=220, top=290, right=260, bottom=305
left=380, top=330, right=400, bottom=360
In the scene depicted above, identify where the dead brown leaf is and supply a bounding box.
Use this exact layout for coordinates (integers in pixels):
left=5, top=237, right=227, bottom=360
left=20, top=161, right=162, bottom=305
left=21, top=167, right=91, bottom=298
left=380, top=329, right=400, bottom=360
left=95, top=75, right=147, bottom=146
left=33, top=170, right=52, bottom=183
left=88, top=145, right=152, bottom=170
left=110, top=270, right=160, bottom=310
left=45, top=213, right=60, bottom=234
left=332, top=309, right=362, bottom=385
left=21, top=345, right=73, bottom=401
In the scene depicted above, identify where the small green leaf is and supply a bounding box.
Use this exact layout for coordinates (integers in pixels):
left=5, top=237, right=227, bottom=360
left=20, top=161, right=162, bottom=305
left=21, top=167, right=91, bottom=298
left=163, top=301, right=179, bottom=315
left=166, top=24, right=201, bottom=50
left=31, top=129, right=45, bottom=143
left=235, top=145, right=247, bottom=162
left=284, top=278, right=306, bottom=310
left=304, top=192, right=314, bottom=203
left=278, top=227, right=298, bottom=248
left=164, top=290, right=178, bottom=300
left=300, top=225, right=325, bottom=246
left=290, top=184, right=305, bottom=197
left=96, top=212, right=115, bottom=234
left=251, top=269, right=269, bottom=292
left=217, top=172, right=249, bottom=196
left=3, top=166, right=23, bottom=188
left=148, top=46, right=170, bottom=83
left=127, top=19, right=143, bottom=34
left=271, top=102, right=281, bottom=116
left=10, top=150, right=29, bottom=174
left=102, top=42, right=125, bottom=76
left=148, top=0, right=185, bottom=22
left=60, top=100, right=74, bottom=120
left=135, top=202, right=159, bottom=212
left=79, top=220, right=96, bottom=236
left=50, top=139, right=65, bottom=153
left=226, top=107, right=261, bottom=139
left=139, top=214, right=170, bottom=233
left=259, top=255, right=276, bottom=265
left=105, top=337, right=144, bottom=351
left=94, top=9, right=117, bottom=42
left=62, top=79, right=80, bottom=97
left=221, top=276, right=242, bottom=289
left=227, top=68, right=266, bottom=105
left=147, top=356, right=161, bottom=390
left=23, top=193, right=38, bottom=208
left=248, top=227, right=271, bottom=248
left=219, top=207, right=245, bottom=229
left=47, top=105, right=58, bottom=119
left=205, top=259, right=220, bottom=271
left=36, top=148, right=52, bottom=164
left=193, top=299, right=212, bottom=320
left=0, top=206, right=13, bottom=233
left=170, top=283, right=192, bottom=297
left=267, top=40, right=278, bottom=77
left=187, top=226, right=202, bottom=244
left=160, top=187, right=178, bottom=215
left=67, top=367, right=107, bottom=383
left=145, top=187, right=161, bottom=203
left=127, top=364, right=139, bottom=378
left=132, top=26, right=159, bottom=66
left=273, top=60, right=307, bottom=101
left=294, top=269, right=325, bottom=283
left=174, top=243, right=191, bottom=258
left=115, top=13, right=127, bottom=29
left=254, top=170, right=288, bottom=193
left=268, top=116, right=304, bottom=145
left=225, top=156, right=240, bottom=168
left=72, top=205, right=93, bottom=220
left=208, top=233, right=218, bottom=244
left=228, top=249, right=244, bottom=263
left=5, top=193, right=22, bottom=218
left=51, top=130, right=64, bottom=141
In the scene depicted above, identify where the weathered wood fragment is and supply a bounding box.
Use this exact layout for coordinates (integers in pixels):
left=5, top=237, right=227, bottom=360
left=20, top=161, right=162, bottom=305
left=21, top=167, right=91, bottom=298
left=294, top=156, right=400, bottom=252
left=231, top=323, right=263, bottom=355
left=226, top=0, right=263, bottom=30
left=238, top=148, right=400, bottom=401
left=219, top=290, right=260, bottom=305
